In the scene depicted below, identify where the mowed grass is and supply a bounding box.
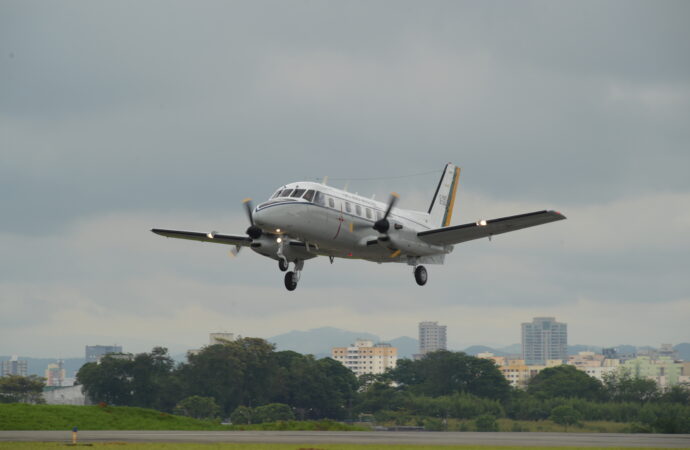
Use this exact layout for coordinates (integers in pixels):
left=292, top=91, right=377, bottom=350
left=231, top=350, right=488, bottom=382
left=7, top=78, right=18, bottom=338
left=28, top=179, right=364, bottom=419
left=0, top=404, right=226, bottom=431
left=0, top=404, right=365, bottom=432
left=0, top=444, right=673, bottom=450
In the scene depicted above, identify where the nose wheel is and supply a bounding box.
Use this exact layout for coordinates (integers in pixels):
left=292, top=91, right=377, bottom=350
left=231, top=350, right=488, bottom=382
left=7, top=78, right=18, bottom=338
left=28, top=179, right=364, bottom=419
left=414, top=265, right=427, bottom=286
left=278, top=258, right=289, bottom=272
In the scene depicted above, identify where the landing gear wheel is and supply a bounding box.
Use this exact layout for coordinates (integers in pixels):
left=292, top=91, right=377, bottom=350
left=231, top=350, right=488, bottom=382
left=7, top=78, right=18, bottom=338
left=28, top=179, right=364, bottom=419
left=278, top=259, right=289, bottom=272
left=414, top=265, right=427, bottom=286
left=284, top=271, right=298, bottom=291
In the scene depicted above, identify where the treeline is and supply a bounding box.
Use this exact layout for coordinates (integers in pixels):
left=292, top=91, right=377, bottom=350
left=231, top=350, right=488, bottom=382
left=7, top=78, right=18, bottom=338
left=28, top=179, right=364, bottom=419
left=76, top=339, right=357, bottom=420
left=73, top=339, right=690, bottom=433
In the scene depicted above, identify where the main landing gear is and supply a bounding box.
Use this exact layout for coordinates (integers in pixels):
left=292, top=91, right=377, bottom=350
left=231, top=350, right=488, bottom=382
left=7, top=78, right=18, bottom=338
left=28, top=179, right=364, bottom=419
left=414, top=265, right=427, bottom=286
left=283, top=259, right=304, bottom=291
left=278, top=258, right=289, bottom=272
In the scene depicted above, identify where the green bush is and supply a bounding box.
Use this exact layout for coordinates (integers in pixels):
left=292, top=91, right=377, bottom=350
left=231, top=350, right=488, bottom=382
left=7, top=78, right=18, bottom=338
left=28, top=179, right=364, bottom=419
left=253, top=403, right=295, bottom=423
left=550, top=405, right=580, bottom=431
left=475, top=414, right=498, bottom=431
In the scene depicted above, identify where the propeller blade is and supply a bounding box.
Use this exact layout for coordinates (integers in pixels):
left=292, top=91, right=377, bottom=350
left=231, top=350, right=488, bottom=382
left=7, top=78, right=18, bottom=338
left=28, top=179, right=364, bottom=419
left=242, top=198, right=254, bottom=226
left=373, top=192, right=400, bottom=234
left=382, top=192, right=399, bottom=221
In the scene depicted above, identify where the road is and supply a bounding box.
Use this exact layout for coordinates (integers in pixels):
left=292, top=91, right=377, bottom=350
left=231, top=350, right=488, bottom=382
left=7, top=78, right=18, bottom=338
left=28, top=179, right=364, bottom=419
left=1, top=430, right=690, bottom=447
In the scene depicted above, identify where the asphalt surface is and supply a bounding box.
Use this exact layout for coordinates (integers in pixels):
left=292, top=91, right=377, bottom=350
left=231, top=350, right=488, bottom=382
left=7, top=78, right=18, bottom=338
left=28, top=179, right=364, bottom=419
left=1, top=430, right=690, bottom=447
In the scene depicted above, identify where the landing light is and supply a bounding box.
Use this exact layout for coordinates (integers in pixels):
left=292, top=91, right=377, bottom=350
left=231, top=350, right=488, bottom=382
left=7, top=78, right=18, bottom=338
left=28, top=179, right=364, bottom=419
left=276, top=237, right=282, bottom=243
left=477, top=220, right=487, bottom=226
left=276, top=228, right=281, bottom=233
left=207, top=232, right=215, bottom=239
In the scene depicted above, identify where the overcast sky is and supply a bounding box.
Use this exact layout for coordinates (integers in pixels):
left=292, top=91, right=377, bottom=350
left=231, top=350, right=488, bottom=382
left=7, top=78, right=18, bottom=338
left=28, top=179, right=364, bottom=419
left=2, top=0, right=689, bottom=358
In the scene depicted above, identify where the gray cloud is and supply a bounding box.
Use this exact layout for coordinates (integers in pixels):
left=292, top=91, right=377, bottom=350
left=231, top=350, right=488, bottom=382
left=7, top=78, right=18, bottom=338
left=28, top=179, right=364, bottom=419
left=2, top=1, right=689, bottom=356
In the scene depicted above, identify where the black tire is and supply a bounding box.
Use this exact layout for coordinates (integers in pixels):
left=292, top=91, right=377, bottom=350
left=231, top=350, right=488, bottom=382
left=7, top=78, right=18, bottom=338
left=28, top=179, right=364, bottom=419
left=278, top=259, right=289, bottom=272
left=284, top=271, right=297, bottom=291
left=414, top=265, right=427, bottom=286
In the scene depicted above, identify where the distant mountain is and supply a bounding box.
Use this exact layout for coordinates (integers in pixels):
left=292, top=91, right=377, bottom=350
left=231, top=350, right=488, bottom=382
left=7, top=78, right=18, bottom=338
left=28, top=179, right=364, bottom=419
left=568, top=345, right=602, bottom=355
left=0, top=356, right=85, bottom=378
left=674, top=343, right=690, bottom=361
left=389, top=336, right=418, bottom=359
left=267, top=327, right=380, bottom=358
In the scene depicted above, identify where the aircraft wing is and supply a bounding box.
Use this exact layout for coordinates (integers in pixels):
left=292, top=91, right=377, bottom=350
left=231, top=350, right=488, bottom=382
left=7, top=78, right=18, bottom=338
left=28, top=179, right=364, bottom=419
left=151, top=228, right=252, bottom=246
left=417, top=210, right=566, bottom=246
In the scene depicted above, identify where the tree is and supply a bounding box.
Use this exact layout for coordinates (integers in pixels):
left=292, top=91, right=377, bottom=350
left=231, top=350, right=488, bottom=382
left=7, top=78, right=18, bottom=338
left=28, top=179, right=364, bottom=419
left=0, top=375, right=45, bottom=404
left=174, top=395, right=220, bottom=419
left=527, top=365, right=604, bottom=401
left=253, top=403, right=295, bottom=423
left=76, top=347, right=179, bottom=410
left=178, top=338, right=278, bottom=415
left=475, top=414, right=498, bottom=431
left=76, top=357, right=134, bottom=406
left=550, top=405, right=580, bottom=431
left=602, top=368, right=659, bottom=403
left=388, top=351, right=511, bottom=401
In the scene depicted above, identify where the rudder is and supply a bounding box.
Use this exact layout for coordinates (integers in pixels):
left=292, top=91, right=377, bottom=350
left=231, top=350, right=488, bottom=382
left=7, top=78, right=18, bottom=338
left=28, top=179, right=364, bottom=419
left=428, top=163, right=460, bottom=227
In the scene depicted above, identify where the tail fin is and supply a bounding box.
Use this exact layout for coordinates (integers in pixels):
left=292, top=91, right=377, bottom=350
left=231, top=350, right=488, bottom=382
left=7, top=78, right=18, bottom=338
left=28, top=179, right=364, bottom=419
left=428, top=163, right=461, bottom=227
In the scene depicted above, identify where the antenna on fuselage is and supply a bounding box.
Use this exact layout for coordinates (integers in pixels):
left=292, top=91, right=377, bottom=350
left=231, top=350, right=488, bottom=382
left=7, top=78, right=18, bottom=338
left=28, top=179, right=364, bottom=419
left=343, top=181, right=349, bottom=191
left=322, top=176, right=328, bottom=185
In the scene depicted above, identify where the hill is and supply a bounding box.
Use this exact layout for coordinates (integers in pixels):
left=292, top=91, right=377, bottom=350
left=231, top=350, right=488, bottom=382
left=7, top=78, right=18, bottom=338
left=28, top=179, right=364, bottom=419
left=268, top=327, right=380, bottom=358
left=389, top=336, right=419, bottom=359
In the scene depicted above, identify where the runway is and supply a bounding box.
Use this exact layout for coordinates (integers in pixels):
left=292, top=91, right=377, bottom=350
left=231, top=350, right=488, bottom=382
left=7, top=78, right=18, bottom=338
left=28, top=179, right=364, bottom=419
left=1, top=430, right=689, bottom=447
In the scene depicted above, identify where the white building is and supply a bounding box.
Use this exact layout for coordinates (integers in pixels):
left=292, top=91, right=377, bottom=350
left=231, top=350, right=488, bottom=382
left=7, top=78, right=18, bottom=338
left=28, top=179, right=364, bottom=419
left=332, top=339, right=397, bottom=377
left=418, top=321, right=447, bottom=355
left=521, top=317, right=568, bottom=365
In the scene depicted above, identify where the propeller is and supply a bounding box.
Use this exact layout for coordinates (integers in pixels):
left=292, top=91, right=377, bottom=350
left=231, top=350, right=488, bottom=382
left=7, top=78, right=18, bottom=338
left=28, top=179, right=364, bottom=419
left=243, top=198, right=262, bottom=239
left=373, top=193, right=399, bottom=234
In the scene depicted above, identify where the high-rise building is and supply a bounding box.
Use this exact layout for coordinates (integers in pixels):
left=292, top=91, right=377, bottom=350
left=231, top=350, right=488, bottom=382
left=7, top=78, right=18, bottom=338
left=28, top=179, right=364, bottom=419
left=45, top=361, right=66, bottom=387
left=85, top=345, right=123, bottom=363
left=418, top=321, right=447, bottom=355
left=1, top=355, right=28, bottom=377
left=521, top=317, right=567, bottom=365
left=332, top=339, right=397, bottom=376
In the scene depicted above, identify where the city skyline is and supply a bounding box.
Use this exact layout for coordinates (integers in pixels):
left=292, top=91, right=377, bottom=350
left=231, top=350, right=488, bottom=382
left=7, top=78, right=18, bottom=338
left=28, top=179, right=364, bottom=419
left=3, top=2, right=689, bottom=357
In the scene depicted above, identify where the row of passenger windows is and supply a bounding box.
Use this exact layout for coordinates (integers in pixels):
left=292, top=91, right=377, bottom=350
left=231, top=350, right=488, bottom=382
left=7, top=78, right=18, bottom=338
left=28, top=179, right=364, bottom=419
left=271, top=188, right=381, bottom=220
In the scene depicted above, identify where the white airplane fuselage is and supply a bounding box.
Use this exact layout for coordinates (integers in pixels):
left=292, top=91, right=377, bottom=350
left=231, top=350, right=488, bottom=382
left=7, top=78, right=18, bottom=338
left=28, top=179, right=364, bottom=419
left=251, top=182, right=451, bottom=265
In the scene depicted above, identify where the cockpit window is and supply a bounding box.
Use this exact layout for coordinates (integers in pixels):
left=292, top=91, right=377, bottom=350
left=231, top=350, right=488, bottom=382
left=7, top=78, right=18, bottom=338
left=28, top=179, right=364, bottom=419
left=313, top=191, right=325, bottom=205
left=280, top=189, right=293, bottom=197
left=291, top=189, right=306, bottom=198
left=303, top=190, right=315, bottom=202
left=271, top=190, right=282, bottom=199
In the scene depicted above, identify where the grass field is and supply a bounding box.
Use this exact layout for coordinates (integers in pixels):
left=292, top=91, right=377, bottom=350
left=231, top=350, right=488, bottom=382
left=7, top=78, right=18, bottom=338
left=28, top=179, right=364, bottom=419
left=0, top=444, right=674, bottom=450
left=0, top=404, right=364, bottom=431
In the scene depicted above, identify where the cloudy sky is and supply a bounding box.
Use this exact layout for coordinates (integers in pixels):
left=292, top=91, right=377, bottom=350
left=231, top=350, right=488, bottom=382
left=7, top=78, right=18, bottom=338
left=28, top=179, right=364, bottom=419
left=2, top=1, right=689, bottom=358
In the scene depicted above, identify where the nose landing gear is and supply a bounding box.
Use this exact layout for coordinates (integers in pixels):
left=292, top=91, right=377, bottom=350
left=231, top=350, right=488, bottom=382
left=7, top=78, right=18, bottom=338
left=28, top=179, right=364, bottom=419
left=414, top=265, right=427, bottom=286
left=283, top=259, right=304, bottom=291
left=278, top=258, right=289, bottom=272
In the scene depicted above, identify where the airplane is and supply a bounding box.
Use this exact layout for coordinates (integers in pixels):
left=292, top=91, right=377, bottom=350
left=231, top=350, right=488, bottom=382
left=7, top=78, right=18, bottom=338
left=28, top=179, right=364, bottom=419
left=152, top=163, right=566, bottom=291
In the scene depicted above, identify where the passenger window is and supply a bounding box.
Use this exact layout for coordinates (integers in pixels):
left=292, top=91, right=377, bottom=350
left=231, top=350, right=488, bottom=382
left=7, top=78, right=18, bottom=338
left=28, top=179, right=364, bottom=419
left=376, top=211, right=383, bottom=220
left=303, top=190, right=314, bottom=202
left=345, top=202, right=351, bottom=213
left=355, top=204, right=362, bottom=216
left=281, top=189, right=293, bottom=197
left=328, top=197, right=335, bottom=208
left=291, top=189, right=306, bottom=198
left=366, top=208, right=372, bottom=219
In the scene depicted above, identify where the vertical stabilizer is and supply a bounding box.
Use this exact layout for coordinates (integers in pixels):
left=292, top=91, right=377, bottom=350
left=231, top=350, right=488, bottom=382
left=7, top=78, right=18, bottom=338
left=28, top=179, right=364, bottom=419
left=428, top=164, right=460, bottom=227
